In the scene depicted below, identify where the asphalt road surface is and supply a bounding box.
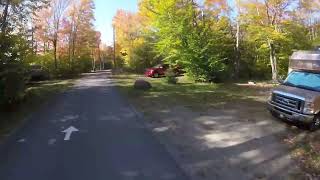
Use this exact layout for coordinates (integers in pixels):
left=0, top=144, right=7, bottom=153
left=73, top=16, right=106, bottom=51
left=0, top=71, right=187, bottom=180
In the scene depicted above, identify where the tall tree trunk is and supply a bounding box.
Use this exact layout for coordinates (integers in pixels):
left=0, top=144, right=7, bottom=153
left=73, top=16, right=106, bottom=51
left=102, top=56, right=105, bottom=70
left=113, top=26, right=116, bottom=69
left=31, top=27, right=35, bottom=54
left=68, top=34, right=72, bottom=67
left=1, top=0, right=10, bottom=35
left=43, top=42, right=46, bottom=53
left=0, top=0, right=10, bottom=60
left=71, top=32, right=76, bottom=71
left=235, top=20, right=241, bottom=80
left=35, top=41, right=38, bottom=54
left=92, top=57, right=96, bottom=71
left=70, top=23, right=77, bottom=72
left=98, top=43, right=102, bottom=70
left=91, top=49, right=95, bottom=71
left=312, top=26, right=315, bottom=41
left=268, top=40, right=278, bottom=81
left=53, top=34, right=58, bottom=70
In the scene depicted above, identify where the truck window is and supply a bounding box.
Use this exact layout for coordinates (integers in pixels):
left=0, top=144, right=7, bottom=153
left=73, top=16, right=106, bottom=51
left=284, top=71, right=320, bottom=92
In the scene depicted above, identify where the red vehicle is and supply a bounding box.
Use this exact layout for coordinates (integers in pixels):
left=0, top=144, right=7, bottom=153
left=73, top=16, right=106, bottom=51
left=145, top=64, right=169, bottom=78
left=145, top=64, right=185, bottom=78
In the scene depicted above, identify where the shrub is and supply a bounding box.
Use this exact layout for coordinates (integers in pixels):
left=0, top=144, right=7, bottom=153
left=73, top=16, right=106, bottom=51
left=103, top=61, right=113, bottom=70
left=27, top=54, right=93, bottom=79
left=0, top=63, right=27, bottom=107
left=165, top=69, right=178, bottom=84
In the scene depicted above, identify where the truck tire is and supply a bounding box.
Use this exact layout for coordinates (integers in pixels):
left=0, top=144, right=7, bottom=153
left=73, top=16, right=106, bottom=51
left=309, top=115, right=320, bottom=131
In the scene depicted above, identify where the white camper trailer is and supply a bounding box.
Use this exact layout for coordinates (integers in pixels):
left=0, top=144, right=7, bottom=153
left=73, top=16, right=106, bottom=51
left=268, top=50, right=320, bottom=131
left=289, top=51, right=320, bottom=73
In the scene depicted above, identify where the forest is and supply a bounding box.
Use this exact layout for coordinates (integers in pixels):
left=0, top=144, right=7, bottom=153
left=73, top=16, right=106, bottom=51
left=0, top=0, right=104, bottom=106
left=113, top=0, right=319, bottom=82
left=1, top=0, right=320, bottom=106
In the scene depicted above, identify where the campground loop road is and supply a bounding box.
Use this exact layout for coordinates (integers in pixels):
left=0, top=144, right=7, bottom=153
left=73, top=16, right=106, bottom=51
left=0, top=70, right=188, bottom=180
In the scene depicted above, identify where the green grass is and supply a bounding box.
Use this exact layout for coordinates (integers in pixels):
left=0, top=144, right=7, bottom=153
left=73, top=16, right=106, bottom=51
left=112, top=73, right=274, bottom=110
left=0, top=79, right=74, bottom=139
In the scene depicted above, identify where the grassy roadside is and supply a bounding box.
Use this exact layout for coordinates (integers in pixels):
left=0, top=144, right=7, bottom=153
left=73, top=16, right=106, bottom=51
left=0, top=79, right=74, bottom=140
left=286, top=129, right=320, bottom=176
left=112, top=73, right=274, bottom=110
left=112, top=73, right=320, bottom=177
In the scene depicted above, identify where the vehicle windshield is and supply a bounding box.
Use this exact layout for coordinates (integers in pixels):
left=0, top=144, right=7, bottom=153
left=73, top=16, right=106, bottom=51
left=284, top=71, right=320, bottom=92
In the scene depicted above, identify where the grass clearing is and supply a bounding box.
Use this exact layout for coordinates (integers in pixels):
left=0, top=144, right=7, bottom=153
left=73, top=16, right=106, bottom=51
left=0, top=79, right=74, bottom=139
left=112, top=73, right=274, bottom=111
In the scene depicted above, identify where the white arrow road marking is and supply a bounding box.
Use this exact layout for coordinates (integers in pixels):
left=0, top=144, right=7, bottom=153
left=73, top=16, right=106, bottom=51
left=62, top=126, right=79, bottom=141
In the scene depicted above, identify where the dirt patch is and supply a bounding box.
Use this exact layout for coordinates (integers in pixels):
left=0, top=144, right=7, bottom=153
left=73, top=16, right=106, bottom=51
left=285, top=130, right=320, bottom=178
left=139, top=100, right=308, bottom=180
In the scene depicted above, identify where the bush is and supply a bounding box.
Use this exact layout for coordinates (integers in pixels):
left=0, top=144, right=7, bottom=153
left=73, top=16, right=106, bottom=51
left=27, top=54, right=93, bottom=79
left=165, top=69, right=178, bottom=84
left=0, top=63, right=27, bottom=107
left=75, top=56, right=92, bottom=73
left=103, top=61, right=113, bottom=70
left=28, top=65, right=50, bottom=81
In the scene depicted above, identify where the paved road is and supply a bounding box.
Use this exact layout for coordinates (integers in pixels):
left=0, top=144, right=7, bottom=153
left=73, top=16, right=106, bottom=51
left=0, top=71, right=187, bottom=180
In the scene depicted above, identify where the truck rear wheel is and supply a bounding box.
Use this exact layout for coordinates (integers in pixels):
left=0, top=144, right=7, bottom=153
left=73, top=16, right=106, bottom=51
left=309, top=116, right=320, bottom=131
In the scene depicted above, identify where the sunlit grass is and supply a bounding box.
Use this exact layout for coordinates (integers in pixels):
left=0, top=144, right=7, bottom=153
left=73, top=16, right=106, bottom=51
left=25, top=80, right=72, bottom=100
left=112, top=73, right=272, bottom=110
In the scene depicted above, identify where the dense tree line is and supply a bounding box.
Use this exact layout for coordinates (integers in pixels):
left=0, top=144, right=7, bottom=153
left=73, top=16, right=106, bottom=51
left=113, top=0, right=319, bottom=82
left=32, top=0, right=100, bottom=75
left=0, top=0, right=100, bottom=106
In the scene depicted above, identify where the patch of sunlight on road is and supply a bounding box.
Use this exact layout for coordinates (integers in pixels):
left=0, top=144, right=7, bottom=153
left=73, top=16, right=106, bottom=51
left=153, top=126, right=170, bottom=133
left=202, top=132, right=245, bottom=148
left=196, top=115, right=284, bottom=149
left=75, top=79, right=108, bottom=87
left=195, top=115, right=234, bottom=122
left=238, top=149, right=265, bottom=164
